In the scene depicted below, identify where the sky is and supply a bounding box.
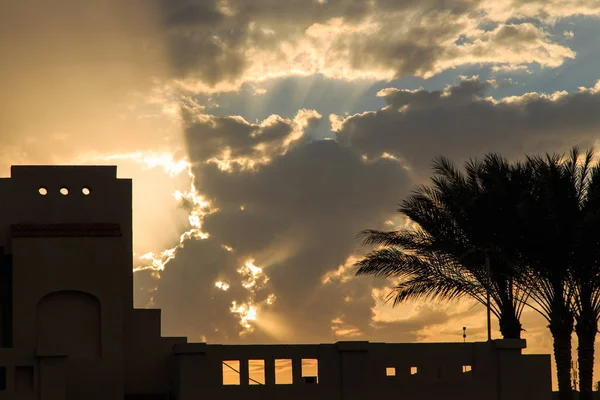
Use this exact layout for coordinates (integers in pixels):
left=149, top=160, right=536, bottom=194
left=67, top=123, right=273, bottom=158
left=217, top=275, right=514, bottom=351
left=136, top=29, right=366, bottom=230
left=3, top=0, right=600, bottom=389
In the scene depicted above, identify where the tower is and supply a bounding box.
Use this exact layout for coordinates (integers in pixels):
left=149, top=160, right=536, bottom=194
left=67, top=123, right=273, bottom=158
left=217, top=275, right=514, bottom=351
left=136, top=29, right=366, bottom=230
left=0, top=165, right=133, bottom=399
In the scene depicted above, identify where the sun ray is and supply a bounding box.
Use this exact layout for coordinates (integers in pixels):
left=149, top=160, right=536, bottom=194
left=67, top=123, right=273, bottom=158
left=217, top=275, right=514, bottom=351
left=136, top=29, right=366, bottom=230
left=86, top=152, right=217, bottom=276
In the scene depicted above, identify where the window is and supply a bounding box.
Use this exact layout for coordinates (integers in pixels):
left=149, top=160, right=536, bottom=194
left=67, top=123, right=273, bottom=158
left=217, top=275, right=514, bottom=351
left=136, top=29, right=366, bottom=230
left=386, top=367, right=396, bottom=377
left=410, top=366, right=418, bottom=375
left=275, top=359, right=293, bottom=384
left=0, top=367, right=6, bottom=390
left=462, top=365, right=472, bottom=373
left=222, top=360, right=240, bottom=385
left=302, top=359, right=319, bottom=384
left=248, top=360, right=265, bottom=385
left=15, top=366, right=34, bottom=391
left=437, top=366, right=444, bottom=379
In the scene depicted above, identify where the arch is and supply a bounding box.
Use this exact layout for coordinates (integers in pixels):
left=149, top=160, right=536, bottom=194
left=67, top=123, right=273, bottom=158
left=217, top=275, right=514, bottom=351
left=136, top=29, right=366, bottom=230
left=36, top=290, right=101, bottom=358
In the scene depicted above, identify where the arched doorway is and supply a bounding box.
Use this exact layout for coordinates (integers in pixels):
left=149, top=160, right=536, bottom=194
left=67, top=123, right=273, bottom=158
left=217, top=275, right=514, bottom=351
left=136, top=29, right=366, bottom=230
left=36, top=290, right=101, bottom=358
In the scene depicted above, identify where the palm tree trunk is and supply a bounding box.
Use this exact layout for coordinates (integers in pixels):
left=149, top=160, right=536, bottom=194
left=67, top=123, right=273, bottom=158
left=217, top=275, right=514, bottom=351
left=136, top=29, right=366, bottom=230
left=576, top=315, right=597, bottom=400
left=550, top=313, right=574, bottom=400
left=499, top=311, right=522, bottom=339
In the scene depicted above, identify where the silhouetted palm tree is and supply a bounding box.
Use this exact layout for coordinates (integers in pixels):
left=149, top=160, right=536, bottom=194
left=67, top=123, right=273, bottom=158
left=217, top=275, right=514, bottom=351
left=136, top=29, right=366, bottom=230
left=515, top=152, right=576, bottom=400
left=512, top=148, right=600, bottom=400
left=355, top=150, right=600, bottom=400
left=527, top=148, right=600, bottom=400
left=355, top=155, right=531, bottom=339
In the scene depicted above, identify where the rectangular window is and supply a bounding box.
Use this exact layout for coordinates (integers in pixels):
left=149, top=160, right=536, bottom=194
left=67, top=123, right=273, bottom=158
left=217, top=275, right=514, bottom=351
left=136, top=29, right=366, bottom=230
left=437, top=366, right=444, bottom=379
left=410, top=366, right=418, bottom=375
left=275, top=359, right=293, bottom=384
left=15, top=366, right=34, bottom=391
left=222, top=360, right=240, bottom=385
left=302, top=359, right=319, bottom=384
left=0, top=366, right=6, bottom=390
left=248, top=360, right=265, bottom=385
left=462, top=365, right=472, bottom=373
left=386, top=367, right=396, bottom=376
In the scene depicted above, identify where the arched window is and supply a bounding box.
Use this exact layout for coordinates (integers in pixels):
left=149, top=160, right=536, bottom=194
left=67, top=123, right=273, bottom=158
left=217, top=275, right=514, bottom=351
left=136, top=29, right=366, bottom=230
left=36, top=290, right=101, bottom=358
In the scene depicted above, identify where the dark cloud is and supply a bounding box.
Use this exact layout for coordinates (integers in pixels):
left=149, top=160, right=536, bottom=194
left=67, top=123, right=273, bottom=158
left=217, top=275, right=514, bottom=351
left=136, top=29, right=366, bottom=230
left=149, top=238, right=252, bottom=342
left=150, top=76, right=600, bottom=345
left=335, top=77, right=600, bottom=172
left=161, top=1, right=225, bottom=28
left=149, top=109, right=413, bottom=342
left=181, top=107, right=320, bottom=163
left=157, top=0, right=576, bottom=85
left=199, top=138, right=407, bottom=339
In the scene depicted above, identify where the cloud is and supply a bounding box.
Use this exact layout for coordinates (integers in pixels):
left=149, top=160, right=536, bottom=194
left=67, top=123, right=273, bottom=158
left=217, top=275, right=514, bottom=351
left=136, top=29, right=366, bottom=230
left=149, top=107, right=415, bottom=342
left=146, top=77, right=600, bottom=346
left=441, top=23, right=576, bottom=71
left=181, top=106, right=322, bottom=170
left=334, top=77, right=600, bottom=173
left=147, top=238, right=251, bottom=342
left=0, top=0, right=586, bottom=170
left=145, top=78, right=600, bottom=372
left=482, top=0, right=600, bottom=22
left=161, top=1, right=578, bottom=85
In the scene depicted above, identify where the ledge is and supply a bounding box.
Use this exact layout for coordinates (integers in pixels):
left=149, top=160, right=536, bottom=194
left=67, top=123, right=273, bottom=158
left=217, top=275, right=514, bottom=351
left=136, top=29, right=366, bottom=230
left=335, top=341, right=370, bottom=352
left=11, top=223, right=122, bottom=238
left=493, top=339, right=527, bottom=349
left=36, top=352, right=68, bottom=358
left=173, top=343, right=207, bottom=355
left=162, top=336, right=187, bottom=344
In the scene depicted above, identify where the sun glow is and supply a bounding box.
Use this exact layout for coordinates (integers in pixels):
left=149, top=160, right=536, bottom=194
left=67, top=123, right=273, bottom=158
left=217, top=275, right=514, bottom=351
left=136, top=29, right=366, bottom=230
left=206, top=147, right=271, bottom=172
left=321, top=255, right=361, bottom=284
left=238, top=259, right=268, bottom=289
left=228, top=259, right=276, bottom=334
left=215, top=281, right=230, bottom=291
left=230, top=301, right=258, bottom=330
left=90, top=151, right=217, bottom=273
left=86, top=151, right=279, bottom=333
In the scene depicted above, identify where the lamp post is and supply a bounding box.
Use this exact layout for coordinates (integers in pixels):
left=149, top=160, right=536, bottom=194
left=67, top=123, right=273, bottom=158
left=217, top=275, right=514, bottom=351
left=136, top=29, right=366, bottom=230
left=485, top=252, right=492, bottom=341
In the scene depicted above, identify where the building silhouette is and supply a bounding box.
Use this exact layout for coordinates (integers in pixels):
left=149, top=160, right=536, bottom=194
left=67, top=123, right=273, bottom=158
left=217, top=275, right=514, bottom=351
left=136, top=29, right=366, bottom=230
left=0, top=165, right=552, bottom=399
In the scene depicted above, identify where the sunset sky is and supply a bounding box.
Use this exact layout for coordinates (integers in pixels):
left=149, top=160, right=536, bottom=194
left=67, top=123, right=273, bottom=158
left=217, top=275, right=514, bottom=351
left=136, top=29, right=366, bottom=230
left=3, top=0, right=600, bottom=389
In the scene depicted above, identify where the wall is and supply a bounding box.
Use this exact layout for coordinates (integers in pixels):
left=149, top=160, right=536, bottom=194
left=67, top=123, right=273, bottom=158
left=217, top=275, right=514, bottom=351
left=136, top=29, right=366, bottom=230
left=173, top=339, right=553, bottom=400
left=0, top=166, right=134, bottom=400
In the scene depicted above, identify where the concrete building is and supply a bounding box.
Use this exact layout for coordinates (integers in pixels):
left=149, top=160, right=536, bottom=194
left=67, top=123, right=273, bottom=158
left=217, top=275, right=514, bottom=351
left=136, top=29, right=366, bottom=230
left=0, top=165, right=552, bottom=399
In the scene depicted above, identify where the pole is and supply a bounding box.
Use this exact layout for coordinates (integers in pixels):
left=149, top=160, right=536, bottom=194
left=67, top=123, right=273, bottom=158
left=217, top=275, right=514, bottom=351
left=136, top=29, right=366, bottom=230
left=485, top=252, right=492, bottom=341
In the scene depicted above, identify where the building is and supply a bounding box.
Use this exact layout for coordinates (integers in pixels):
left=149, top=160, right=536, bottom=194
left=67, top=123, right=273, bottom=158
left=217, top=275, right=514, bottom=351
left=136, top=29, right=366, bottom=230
left=0, top=165, right=552, bottom=399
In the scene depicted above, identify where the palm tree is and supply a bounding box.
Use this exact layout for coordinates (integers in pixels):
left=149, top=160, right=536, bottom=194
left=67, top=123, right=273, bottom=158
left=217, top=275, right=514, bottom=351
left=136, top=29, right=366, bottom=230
left=572, top=184, right=600, bottom=400
left=355, top=155, right=531, bottom=340
left=543, top=147, right=600, bottom=400
left=514, top=152, right=576, bottom=400
left=517, top=147, right=600, bottom=400
left=354, top=151, right=591, bottom=400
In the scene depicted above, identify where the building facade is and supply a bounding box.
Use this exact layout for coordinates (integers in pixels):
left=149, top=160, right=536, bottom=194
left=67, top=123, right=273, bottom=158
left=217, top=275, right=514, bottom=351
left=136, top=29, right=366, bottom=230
left=0, top=165, right=552, bottom=399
